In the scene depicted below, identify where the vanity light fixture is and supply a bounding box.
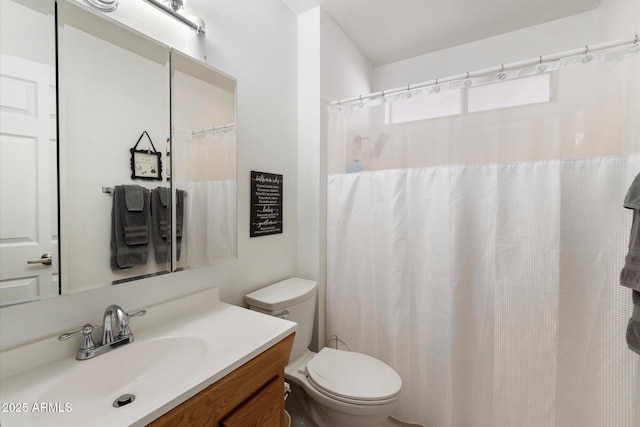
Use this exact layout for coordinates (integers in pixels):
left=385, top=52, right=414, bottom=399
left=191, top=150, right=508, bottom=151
left=143, top=0, right=206, bottom=36
left=85, top=0, right=118, bottom=12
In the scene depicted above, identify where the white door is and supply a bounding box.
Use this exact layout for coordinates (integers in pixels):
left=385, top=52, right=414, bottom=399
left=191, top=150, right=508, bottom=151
left=0, top=53, right=58, bottom=306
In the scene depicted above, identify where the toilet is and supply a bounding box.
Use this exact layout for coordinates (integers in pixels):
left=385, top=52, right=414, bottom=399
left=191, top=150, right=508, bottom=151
left=246, top=278, right=402, bottom=427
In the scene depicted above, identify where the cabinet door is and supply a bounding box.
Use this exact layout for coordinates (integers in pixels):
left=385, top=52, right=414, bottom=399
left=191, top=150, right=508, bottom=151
left=221, top=376, right=282, bottom=427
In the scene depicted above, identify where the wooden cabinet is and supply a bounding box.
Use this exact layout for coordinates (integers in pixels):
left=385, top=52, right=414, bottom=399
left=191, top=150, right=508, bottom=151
left=148, top=333, right=294, bottom=427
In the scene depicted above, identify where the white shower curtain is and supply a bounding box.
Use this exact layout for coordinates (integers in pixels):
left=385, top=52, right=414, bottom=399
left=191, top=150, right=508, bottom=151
left=177, top=130, right=237, bottom=268
left=326, top=47, right=640, bottom=427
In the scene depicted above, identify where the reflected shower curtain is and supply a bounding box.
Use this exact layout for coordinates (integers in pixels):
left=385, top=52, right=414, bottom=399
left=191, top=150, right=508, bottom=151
left=326, top=48, right=640, bottom=427
left=181, top=131, right=237, bottom=267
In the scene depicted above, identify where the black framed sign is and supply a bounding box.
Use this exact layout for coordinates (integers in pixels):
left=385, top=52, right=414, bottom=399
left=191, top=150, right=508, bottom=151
left=130, top=131, right=162, bottom=180
left=250, top=171, right=283, bottom=237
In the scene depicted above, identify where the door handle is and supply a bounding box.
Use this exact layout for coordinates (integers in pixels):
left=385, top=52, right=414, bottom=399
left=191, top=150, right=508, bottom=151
left=27, top=253, right=52, bottom=266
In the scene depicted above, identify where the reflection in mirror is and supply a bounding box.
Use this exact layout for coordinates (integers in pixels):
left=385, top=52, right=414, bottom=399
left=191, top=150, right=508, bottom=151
left=171, top=50, right=237, bottom=270
left=57, top=0, right=171, bottom=293
left=0, top=0, right=58, bottom=306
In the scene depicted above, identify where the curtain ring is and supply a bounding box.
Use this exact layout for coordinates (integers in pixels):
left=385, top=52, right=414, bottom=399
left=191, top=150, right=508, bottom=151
left=634, top=34, right=639, bottom=44
left=539, top=55, right=543, bottom=64
left=435, top=78, right=438, bottom=85
left=582, top=45, right=592, bottom=63
left=466, top=72, right=469, bottom=79
left=497, top=64, right=507, bottom=80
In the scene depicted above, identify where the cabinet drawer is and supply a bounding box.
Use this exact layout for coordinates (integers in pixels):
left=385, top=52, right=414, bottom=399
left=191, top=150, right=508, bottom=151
left=221, top=376, right=282, bottom=427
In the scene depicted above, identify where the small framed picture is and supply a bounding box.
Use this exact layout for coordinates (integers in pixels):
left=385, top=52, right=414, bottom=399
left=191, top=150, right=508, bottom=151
left=130, top=149, right=162, bottom=180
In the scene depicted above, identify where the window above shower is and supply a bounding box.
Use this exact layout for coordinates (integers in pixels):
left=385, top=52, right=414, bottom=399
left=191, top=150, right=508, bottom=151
left=385, top=73, right=552, bottom=125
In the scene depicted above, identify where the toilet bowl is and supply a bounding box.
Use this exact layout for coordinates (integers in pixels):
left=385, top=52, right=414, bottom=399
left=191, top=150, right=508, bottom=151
left=246, top=278, right=402, bottom=427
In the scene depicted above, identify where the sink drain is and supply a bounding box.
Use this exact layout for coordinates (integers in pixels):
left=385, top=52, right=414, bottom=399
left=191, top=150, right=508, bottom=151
left=113, top=393, right=136, bottom=408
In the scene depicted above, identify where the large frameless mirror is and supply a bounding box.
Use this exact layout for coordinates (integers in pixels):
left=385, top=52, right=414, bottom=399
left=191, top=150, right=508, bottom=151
left=56, top=0, right=172, bottom=294
left=171, top=49, right=238, bottom=270
left=0, top=0, right=58, bottom=306
left=0, top=0, right=238, bottom=308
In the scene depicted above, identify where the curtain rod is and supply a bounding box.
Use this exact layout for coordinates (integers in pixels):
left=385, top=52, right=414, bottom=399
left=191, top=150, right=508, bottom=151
left=192, top=122, right=236, bottom=137
left=330, top=35, right=639, bottom=107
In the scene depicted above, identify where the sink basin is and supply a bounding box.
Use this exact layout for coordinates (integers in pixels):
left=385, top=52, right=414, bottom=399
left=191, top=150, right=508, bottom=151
left=32, top=336, right=207, bottom=425
left=0, top=290, right=297, bottom=427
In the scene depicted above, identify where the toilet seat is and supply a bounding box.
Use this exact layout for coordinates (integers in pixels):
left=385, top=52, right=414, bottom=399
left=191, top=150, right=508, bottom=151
left=305, top=348, right=402, bottom=406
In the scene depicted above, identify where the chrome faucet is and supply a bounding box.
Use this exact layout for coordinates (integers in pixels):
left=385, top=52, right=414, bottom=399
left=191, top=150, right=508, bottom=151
left=59, top=304, right=147, bottom=360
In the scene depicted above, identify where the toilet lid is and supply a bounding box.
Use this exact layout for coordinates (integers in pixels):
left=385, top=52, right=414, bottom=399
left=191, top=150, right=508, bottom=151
left=305, top=348, right=402, bottom=402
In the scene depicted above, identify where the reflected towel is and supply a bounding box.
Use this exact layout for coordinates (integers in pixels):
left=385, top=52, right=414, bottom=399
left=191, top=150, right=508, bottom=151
left=626, top=291, right=640, bottom=355
left=124, top=185, right=144, bottom=211
left=151, top=187, right=170, bottom=264
left=120, top=185, right=150, bottom=246
left=176, top=189, right=185, bottom=261
left=111, top=185, right=150, bottom=269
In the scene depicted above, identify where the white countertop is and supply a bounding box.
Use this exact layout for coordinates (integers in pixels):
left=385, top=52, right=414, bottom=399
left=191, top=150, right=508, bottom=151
left=0, top=288, right=297, bottom=426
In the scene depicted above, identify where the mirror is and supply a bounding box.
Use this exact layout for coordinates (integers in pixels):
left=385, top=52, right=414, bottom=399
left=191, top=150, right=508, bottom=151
left=0, top=0, right=58, bottom=306
left=57, top=0, right=172, bottom=294
left=0, top=0, right=237, bottom=307
left=171, top=50, right=237, bottom=271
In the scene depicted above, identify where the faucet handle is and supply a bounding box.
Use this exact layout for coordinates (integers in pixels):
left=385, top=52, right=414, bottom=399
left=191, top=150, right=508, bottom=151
left=58, top=324, right=97, bottom=351
left=118, top=309, right=147, bottom=338
left=128, top=309, right=147, bottom=318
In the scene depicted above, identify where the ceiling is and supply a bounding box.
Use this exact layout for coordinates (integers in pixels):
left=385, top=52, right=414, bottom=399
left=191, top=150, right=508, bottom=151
left=281, top=0, right=602, bottom=66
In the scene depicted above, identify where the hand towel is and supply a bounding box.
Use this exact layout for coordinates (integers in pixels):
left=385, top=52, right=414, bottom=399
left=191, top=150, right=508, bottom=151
left=620, top=210, right=640, bottom=291
left=120, top=185, right=149, bottom=246
left=176, top=189, right=185, bottom=261
left=124, top=185, right=144, bottom=211
left=621, top=173, right=640, bottom=291
left=624, top=173, right=640, bottom=210
left=626, top=291, right=640, bottom=355
left=110, top=185, right=150, bottom=270
left=151, top=187, right=170, bottom=264
left=621, top=173, right=640, bottom=355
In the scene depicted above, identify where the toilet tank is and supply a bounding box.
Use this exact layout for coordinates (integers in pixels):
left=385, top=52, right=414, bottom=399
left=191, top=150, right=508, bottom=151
left=246, top=278, right=317, bottom=362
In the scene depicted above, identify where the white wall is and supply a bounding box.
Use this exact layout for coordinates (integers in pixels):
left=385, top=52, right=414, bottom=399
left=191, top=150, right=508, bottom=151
left=0, top=0, right=298, bottom=351
left=374, top=0, right=639, bottom=91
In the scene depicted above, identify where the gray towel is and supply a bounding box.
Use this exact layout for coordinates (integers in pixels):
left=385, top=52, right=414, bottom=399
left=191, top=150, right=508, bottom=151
left=624, top=173, right=640, bottom=210
left=621, top=173, right=640, bottom=355
left=626, top=291, right=640, bottom=355
left=151, top=187, right=170, bottom=264
left=176, top=189, right=185, bottom=261
left=124, top=185, right=144, bottom=211
left=111, top=185, right=150, bottom=270
left=620, top=209, right=640, bottom=291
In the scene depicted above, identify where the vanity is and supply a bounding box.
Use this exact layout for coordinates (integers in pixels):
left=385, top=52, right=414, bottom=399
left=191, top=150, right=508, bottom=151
left=0, top=288, right=296, bottom=426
